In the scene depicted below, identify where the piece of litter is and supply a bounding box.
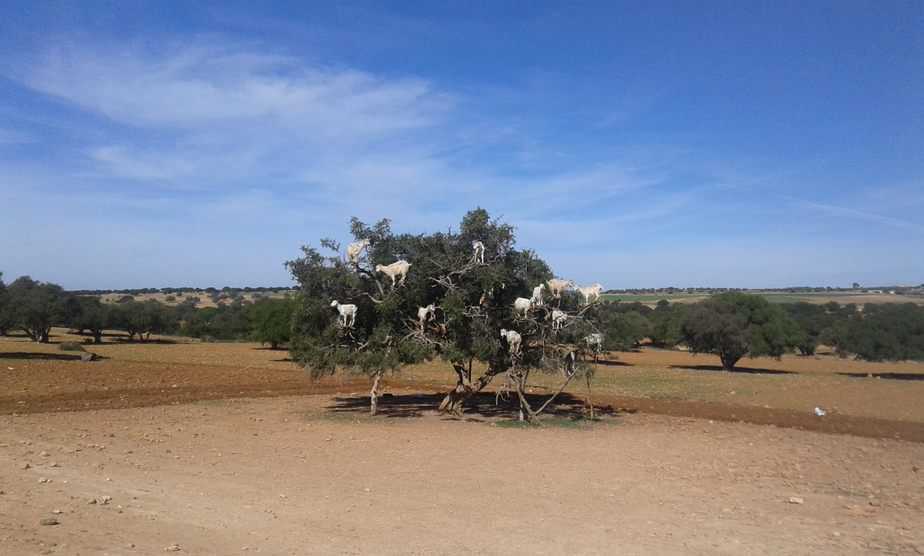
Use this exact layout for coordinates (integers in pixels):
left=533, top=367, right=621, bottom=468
left=814, top=407, right=827, bottom=417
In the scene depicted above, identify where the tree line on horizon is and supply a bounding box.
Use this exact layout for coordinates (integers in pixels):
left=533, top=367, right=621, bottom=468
left=1, top=273, right=922, bottom=367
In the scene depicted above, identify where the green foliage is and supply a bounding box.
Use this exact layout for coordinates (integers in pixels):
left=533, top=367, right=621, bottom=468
left=179, top=301, right=250, bottom=340
left=248, top=297, right=295, bottom=349
left=594, top=302, right=651, bottom=351
left=648, top=300, right=688, bottom=347
left=783, top=302, right=838, bottom=355
left=838, top=303, right=924, bottom=361
left=286, top=208, right=555, bottom=391
left=682, top=293, right=798, bottom=370
left=5, top=276, right=69, bottom=343
left=69, top=297, right=114, bottom=344
left=112, top=300, right=174, bottom=341
left=0, top=272, right=11, bottom=335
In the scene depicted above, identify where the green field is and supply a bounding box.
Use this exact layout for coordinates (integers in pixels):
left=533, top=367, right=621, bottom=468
left=602, top=291, right=924, bottom=306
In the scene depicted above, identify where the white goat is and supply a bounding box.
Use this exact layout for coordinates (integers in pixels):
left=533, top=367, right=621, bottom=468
left=472, top=240, right=485, bottom=264
left=546, top=278, right=575, bottom=299
left=513, top=297, right=532, bottom=317
left=584, top=332, right=604, bottom=353
left=530, top=283, right=546, bottom=307
left=551, top=309, right=569, bottom=330
left=500, top=328, right=522, bottom=356
left=346, top=239, right=370, bottom=265
left=330, top=300, right=357, bottom=328
left=375, top=260, right=412, bottom=288
left=577, top=283, right=604, bottom=304
left=417, top=304, right=436, bottom=331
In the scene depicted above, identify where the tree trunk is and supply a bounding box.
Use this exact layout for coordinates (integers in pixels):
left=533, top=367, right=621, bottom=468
left=438, top=361, right=503, bottom=416
left=720, top=352, right=740, bottom=371
left=93, top=330, right=102, bottom=344
left=585, top=372, right=595, bottom=420
left=369, top=372, right=383, bottom=416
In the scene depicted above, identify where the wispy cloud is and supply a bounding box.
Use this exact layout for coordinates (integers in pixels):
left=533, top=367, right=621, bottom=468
left=792, top=198, right=924, bottom=234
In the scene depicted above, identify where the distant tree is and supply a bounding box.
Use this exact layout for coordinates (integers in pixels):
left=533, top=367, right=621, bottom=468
left=682, top=293, right=798, bottom=370
left=5, top=276, right=68, bottom=343
left=784, top=302, right=836, bottom=356
left=596, top=303, right=650, bottom=350
left=248, top=298, right=295, bottom=349
left=852, top=282, right=860, bottom=289
left=0, top=272, right=11, bottom=336
left=648, top=300, right=688, bottom=348
left=840, top=303, right=924, bottom=362
left=114, top=300, right=173, bottom=342
left=116, top=295, right=135, bottom=304
left=69, top=297, right=113, bottom=344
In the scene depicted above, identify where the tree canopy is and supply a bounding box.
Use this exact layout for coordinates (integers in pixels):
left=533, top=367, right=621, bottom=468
left=286, top=208, right=603, bottom=419
left=681, top=292, right=797, bottom=370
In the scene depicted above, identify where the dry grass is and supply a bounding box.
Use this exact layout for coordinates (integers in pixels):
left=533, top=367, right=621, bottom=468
left=3, top=328, right=924, bottom=425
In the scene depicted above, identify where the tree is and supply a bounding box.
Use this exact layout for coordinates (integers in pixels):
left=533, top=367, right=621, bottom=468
left=287, top=209, right=604, bottom=419
left=249, top=297, right=295, bottom=349
left=682, top=293, right=797, bottom=370
left=596, top=302, right=651, bottom=350
left=113, top=300, right=173, bottom=342
left=839, top=303, right=924, bottom=362
left=648, top=299, right=687, bottom=348
left=5, top=276, right=69, bottom=343
left=69, top=297, right=113, bottom=344
left=784, top=302, right=835, bottom=356
left=0, top=272, right=11, bottom=336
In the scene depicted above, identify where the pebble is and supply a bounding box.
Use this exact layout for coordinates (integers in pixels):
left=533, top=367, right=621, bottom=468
left=39, top=518, right=59, bottom=526
left=52, top=509, right=63, bottom=515
left=38, top=477, right=51, bottom=484
left=21, top=463, right=31, bottom=470
left=164, top=544, right=182, bottom=552
left=787, top=496, right=804, bottom=505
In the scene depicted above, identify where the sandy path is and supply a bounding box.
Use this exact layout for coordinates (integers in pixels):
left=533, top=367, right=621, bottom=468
left=2, top=396, right=923, bottom=555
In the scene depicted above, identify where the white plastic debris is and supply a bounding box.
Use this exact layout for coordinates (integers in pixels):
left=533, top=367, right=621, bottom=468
left=814, top=407, right=827, bottom=417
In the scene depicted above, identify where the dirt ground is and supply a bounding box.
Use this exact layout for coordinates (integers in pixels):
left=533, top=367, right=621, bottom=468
left=3, top=332, right=924, bottom=553
left=2, top=396, right=923, bottom=555
left=4, top=331, right=924, bottom=441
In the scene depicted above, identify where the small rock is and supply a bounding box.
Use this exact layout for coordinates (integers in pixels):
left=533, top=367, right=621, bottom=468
left=100, top=496, right=112, bottom=505
left=164, top=544, right=182, bottom=552
left=52, top=509, right=63, bottom=515
left=87, top=498, right=98, bottom=505
left=40, top=450, right=50, bottom=457
left=38, top=477, right=50, bottom=484
left=788, top=496, right=805, bottom=505
left=39, top=518, right=59, bottom=526
left=50, top=462, right=60, bottom=468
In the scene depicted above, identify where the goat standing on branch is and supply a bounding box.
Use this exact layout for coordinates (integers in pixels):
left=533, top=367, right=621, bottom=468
left=500, top=328, right=522, bottom=356
left=577, top=283, right=604, bottom=305
left=546, top=278, right=574, bottom=299
left=330, top=300, right=357, bottom=328
left=376, top=260, right=411, bottom=289
left=472, top=240, right=485, bottom=264
left=346, top=238, right=370, bottom=265
left=417, top=304, right=436, bottom=331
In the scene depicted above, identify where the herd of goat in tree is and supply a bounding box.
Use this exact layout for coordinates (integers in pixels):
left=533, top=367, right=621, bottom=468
left=328, top=237, right=607, bottom=421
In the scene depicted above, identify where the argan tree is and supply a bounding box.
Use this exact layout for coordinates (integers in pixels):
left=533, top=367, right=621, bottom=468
left=682, top=292, right=797, bottom=370
left=5, top=276, right=68, bottom=343
left=249, top=297, right=295, bottom=349
left=287, top=208, right=605, bottom=420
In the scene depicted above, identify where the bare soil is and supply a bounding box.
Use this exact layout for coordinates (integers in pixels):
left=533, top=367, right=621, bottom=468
left=2, top=396, right=923, bottom=555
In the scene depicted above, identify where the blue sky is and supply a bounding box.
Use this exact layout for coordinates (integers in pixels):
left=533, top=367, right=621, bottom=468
left=1, top=1, right=922, bottom=290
